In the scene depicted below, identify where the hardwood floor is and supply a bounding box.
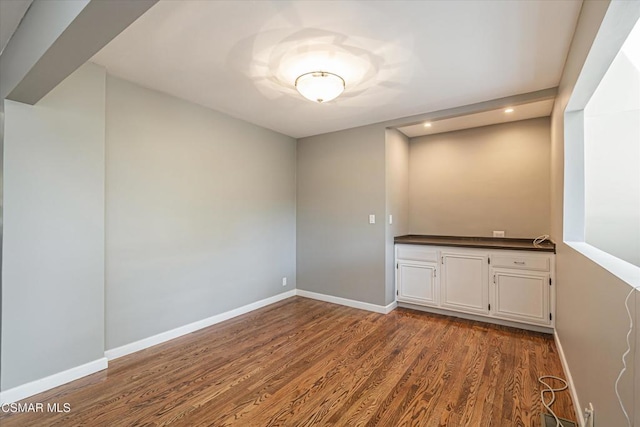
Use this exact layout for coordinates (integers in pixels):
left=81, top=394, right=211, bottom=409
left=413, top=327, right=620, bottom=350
left=0, top=297, right=575, bottom=426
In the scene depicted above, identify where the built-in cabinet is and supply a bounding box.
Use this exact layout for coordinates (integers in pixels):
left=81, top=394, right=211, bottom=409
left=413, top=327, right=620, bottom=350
left=441, top=251, right=489, bottom=315
left=489, top=252, right=552, bottom=326
left=395, top=244, right=555, bottom=330
left=396, top=246, right=439, bottom=307
left=397, top=262, right=437, bottom=306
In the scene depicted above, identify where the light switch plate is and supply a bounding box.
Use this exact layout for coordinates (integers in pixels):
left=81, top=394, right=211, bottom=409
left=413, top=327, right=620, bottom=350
left=389, top=215, right=393, bottom=225
left=369, top=214, right=375, bottom=224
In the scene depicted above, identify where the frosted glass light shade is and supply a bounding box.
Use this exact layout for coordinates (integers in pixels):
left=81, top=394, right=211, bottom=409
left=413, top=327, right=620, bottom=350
left=295, top=71, right=345, bottom=103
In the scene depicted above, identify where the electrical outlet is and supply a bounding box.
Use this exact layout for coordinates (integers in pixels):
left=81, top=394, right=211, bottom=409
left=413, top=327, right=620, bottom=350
left=369, top=214, right=375, bottom=224
left=282, top=277, right=287, bottom=287
left=493, top=230, right=505, bottom=238
left=584, top=402, right=594, bottom=427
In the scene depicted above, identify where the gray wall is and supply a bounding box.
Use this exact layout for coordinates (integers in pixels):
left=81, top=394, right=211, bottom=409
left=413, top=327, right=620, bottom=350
left=297, top=124, right=387, bottom=306
left=550, top=0, right=637, bottom=424
left=105, top=76, right=296, bottom=350
left=409, top=118, right=551, bottom=238
left=385, top=128, right=409, bottom=304
left=1, top=63, right=106, bottom=390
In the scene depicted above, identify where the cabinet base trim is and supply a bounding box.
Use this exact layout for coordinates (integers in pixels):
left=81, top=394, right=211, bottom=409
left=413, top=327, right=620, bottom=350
left=397, top=302, right=553, bottom=334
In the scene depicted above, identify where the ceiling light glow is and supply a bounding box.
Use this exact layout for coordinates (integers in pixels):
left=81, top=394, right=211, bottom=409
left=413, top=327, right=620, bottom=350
left=424, top=122, right=432, bottom=127
left=504, top=108, right=514, bottom=113
left=295, top=71, right=345, bottom=103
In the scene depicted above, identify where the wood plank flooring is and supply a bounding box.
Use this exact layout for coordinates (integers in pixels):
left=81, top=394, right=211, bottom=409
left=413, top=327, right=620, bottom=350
left=0, top=297, right=575, bottom=426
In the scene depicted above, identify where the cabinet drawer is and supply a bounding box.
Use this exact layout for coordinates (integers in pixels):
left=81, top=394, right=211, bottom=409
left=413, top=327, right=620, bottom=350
left=396, top=245, right=437, bottom=262
left=491, top=254, right=550, bottom=272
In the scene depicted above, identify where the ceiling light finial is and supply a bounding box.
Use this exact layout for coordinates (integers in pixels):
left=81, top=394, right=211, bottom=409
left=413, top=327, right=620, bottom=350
left=295, top=71, right=345, bottom=103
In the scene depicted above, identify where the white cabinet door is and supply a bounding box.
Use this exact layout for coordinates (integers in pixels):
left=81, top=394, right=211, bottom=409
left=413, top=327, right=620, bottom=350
left=491, top=269, right=551, bottom=326
left=397, top=261, right=438, bottom=306
left=441, top=252, right=489, bottom=314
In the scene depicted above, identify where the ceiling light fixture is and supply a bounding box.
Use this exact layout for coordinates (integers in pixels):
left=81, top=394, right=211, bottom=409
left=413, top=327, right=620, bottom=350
left=504, top=108, right=514, bottom=113
left=295, top=71, right=345, bottom=103
left=424, top=122, right=432, bottom=127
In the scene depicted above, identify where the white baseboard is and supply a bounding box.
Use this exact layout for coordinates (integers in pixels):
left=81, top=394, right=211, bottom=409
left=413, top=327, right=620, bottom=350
left=0, top=358, right=107, bottom=404
left=295, top=289, right=397, bottom=314
left=383, top=301, right=398, bottom=314
left=105, top=289, right=296, bottom=360
left=104, top=289, right=395, bottom=361
left=554, top=330, right=584, bottom=427
left=1, top=289, right=393, bottom=404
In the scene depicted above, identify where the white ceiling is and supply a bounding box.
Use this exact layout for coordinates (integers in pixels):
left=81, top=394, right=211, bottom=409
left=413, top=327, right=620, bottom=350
left=398, top=99, right=555, bottom=138
left=91, top=0, right=582, bottom=138
left=0, top=0, right=32, bottom=55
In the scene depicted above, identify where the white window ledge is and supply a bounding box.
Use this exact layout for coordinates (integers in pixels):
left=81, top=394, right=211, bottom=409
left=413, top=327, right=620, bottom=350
left=565, top=241, right=640, bottom=290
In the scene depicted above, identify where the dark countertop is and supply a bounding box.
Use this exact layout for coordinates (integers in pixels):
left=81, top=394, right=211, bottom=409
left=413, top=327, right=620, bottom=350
left=394, top=234, right=556, bottom=253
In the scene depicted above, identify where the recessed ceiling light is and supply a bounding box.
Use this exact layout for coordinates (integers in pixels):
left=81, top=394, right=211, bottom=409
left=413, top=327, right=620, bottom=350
left=424, top=122, right=432, bottom=127
left=295, top=71, right=345, bottom=103
left=504, top=108, right=514, bottom=113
